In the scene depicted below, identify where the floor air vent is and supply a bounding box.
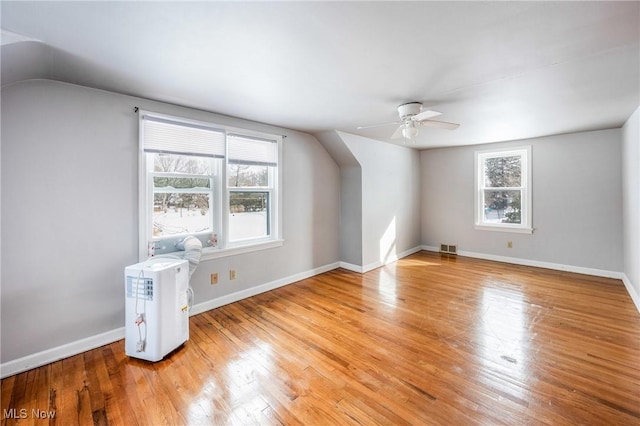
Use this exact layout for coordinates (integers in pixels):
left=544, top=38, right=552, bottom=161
left=440, top=244, right=458, bottom=255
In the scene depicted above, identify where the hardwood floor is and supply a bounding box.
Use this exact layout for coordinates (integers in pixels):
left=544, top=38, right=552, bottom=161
left=2, top=251, right=640, bottom=425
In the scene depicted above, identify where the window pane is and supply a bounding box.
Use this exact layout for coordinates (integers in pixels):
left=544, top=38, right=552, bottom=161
left=153, top=153, right=210, bottom=174
left=483, top=190, right=522, bottom=224
left=484, top=156, right=521, bottom=187
left=153, top=176, right=210, bottom=189
left=229, top=192, right=269, bottom=240
left=228, top=164, right=269, bottom=187
left=153, top=193, right=211, bottom=236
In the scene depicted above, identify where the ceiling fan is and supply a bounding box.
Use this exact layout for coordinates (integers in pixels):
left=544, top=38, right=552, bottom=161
left=357, top=102, right=460, bottom=141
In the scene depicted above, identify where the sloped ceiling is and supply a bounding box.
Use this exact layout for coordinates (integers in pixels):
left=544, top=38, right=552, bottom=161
left=1, top=1, right=638, bottom=149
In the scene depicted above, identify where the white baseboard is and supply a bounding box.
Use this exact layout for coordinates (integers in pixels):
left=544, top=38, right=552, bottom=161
left=622, top=274, right=640, bottom=314
left=422, top=245, right=640, bottom=314
left=189, top=261, right=340, bottom=315
left=0, top=327, right=125, bottom=379
left=421, top=245, right=623, bottom=279
left=362, top=246, right=423, bottom=273
left=1, top=261, right=342, bottom=379
left=339, top=261, right=364, bottom=273
left=340, top=246, right=423, bottom=274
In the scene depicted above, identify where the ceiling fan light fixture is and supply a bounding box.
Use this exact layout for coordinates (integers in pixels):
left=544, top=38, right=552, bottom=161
left=357, top=102, right=458, bottom=141
left=402, top=121, right=418, bottom=140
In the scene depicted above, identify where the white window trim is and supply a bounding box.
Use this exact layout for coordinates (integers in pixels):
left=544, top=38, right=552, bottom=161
left=138, top=110, right=283, bottom=261
left=200, top=239, right=284, bottom=261
left=474, top=146, right=533, bottom=234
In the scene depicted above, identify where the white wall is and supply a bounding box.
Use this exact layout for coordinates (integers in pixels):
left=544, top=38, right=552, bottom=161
left=337, top=132, right=422, bottom=270
left=1, top=79, right=340, bottom=364
left=622, top=107, right=640, bottom=309
left=421, top=129, right=623, bottom=273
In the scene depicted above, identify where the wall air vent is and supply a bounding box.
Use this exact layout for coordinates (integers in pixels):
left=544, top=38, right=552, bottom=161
left=440, top=244, right=458, bottom=255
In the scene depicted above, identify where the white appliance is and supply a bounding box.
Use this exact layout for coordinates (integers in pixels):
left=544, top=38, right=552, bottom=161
left=124, top=258, right=189, bottom=361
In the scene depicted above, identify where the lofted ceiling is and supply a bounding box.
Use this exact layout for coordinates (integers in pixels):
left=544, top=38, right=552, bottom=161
left=1, top=1, right=638, bottom=149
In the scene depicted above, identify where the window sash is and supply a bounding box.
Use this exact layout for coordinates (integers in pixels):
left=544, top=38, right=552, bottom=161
left=226, top=164, right=276, bottom=244
left=152, top=171, right=211, bottom=179
left=481, top=189, right=523, bottom=224
left=475, top=147, right=532, bottom=233
left=228, top=190, right=272, bottom=242
left=152, top=189, right=214, bottom=238
left=153, top=188, right=212, bottom=194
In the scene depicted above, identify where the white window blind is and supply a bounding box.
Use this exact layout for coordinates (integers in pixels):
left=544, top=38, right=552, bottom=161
left=228, top=134, right=278, bottom=166
left=142, top=115, right=225, bottom=158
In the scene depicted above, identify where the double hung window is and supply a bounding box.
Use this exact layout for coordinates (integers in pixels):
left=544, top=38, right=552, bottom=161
left=139, top=112, right=282, bottom=259
left=227, top=134, right=278, bottom=243
left=475, top=147, right=532, bottom=233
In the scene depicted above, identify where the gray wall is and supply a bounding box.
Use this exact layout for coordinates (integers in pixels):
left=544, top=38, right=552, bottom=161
left=315, top=131, right=422, bottom=269
left=1, top=79, right=340, bottom=363
left=314, top=130, right=363, bottom=266
left=337, top=132, right=422, bottom=269
left=339, top=166, right=362, bottom=266
left=622, top=107, right=640, bottom=300
left=421, top=129, right=623, bottom=272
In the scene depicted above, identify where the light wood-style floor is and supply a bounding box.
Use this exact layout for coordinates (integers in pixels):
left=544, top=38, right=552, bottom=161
left=2, top=251, right=640, bottom=425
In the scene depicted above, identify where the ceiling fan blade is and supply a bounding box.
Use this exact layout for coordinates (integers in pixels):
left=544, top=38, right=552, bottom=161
left=391, top=125, right=405, bottom=139
left=419, top=120, right=460, bottom=130
left=357, top=121, right=401, bottom=130
left=412, top=110, right=442, bottom=122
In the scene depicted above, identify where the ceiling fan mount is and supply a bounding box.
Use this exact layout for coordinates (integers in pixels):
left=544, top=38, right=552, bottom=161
left=397, top=102, right=423, bottom=120
left=357, top=102, right=460, bottom=141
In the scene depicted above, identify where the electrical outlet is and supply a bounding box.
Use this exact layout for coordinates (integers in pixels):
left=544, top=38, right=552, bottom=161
left=230, top=270, right=237, bottom=280
left=507, top=241, right=513, bottom=248
left=210, top=273, right=218, bottom=285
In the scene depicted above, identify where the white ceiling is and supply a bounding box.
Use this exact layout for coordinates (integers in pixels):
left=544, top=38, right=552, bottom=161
left=1, top=1, right=638, bottom=149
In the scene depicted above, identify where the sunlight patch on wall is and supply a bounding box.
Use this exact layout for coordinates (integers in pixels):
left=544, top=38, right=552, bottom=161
left=379, top=216, right=397, bottom=265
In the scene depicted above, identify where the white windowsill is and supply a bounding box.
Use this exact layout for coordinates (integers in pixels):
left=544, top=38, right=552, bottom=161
left=474, top=225, right=534, bottom=234
left=200, top=239, right=284, bottom=260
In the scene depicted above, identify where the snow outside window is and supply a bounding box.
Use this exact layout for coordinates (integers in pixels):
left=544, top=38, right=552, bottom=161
left=227, top=135, right=278, bottom=244
left=139, top=111, right=282, bottom=260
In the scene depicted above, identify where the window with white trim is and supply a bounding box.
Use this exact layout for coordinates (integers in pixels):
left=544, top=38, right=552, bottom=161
left=139, top=111, right=282, bottom=259
left=475, top=146, right=532, bottom=233
left=227, top=134, right=278, bottom=243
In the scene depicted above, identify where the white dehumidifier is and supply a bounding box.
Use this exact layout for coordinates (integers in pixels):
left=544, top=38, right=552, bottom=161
left=124, top=258, right=189, bottom=361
